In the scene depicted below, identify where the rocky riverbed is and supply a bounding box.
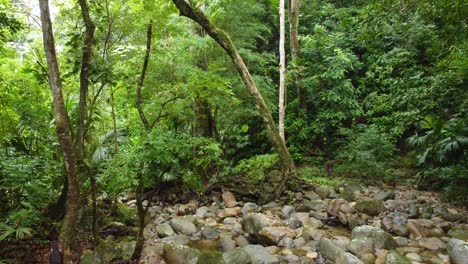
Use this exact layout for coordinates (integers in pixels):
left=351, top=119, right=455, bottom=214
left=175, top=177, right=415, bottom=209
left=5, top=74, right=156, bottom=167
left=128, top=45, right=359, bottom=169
left=81, top=184, right=468, bottom=264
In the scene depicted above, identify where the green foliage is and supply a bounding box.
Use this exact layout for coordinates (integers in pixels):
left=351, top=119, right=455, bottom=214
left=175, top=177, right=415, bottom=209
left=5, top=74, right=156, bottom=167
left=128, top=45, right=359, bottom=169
left=335, top=125, right=396, bottom=179
left=233, top=154, right=278, bottom=183
left=0, top=202, right=40, bottom=240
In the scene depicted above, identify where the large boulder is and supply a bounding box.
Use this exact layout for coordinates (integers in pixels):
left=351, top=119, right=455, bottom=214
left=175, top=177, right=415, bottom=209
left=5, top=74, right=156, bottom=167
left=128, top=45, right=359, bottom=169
left=351, top=225, right=397, bottom=250
left=222, top=191, right=238, bottom=207
left=355, top=199, right=386, bottom=216
left=347, top=237, right=375, bottom=256
left=447, top=238, right=468, bottom=264
left=242, top=213, right=277, bottom=237
left=156, top=223, right=176, bottom=238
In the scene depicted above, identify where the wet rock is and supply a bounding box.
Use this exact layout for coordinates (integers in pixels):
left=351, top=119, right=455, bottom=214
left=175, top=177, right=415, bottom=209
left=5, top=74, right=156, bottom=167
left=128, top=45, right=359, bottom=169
left=198, top=250, right=224, bottom=264
left=201, top=226, right=219, bottom=239
left=385, top=250, right=411, bottom=264
left=156, top=223, right=176, bottom=238
left=347, top=237, right=375, bottom=256
left=222, top=191, right=237, bottom=207
left=281, top=205, right=295, bottom=218
left=447, top=238, right=468, bottom=264
left=317, top=238, right=345, bottom=262
left=355, top=199, right=386, bottom=216
left=163, top=244, right=200, bottom=264
left=351, top=225, right=397, bottom=250
left=259, top=226, right=296, bottom=245
left=170, top=218, right=198, bottom=235
left=243, top=244, right=280, bottom=264
left=241, top=202, right=259, bottom=215
left=223, top=248, right=252, bottom=264
left=375, top=191, right=395, bottom=201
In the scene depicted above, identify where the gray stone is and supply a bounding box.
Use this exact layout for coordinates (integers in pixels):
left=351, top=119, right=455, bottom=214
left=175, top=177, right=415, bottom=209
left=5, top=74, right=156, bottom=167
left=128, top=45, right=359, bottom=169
left=392, top=224, right=409, bottom=237
left=242, top=213, right=274, bottom=237
left=355, top=199, right=386, bottom=216
left=447, top=238, right=468, bottom=264
left=347, top=237, right=375, bottom=256
left=170, top=218, right=198, bottom=235
left=316, top=186, right=334, bottom=199
left=317, top=238, right=345, bottom=262
left=351, top=225, right=397, bottom=250
left=262, top=202, right=280, bottom=210
left=384, top=250, right=411, bottom=264
left=259, top=226, right=295, bottom=245
left=156, top=223, right=176, bottom=238
left=201, top=226, right=219, bottom=239
left=224, top=248, right=252, bottom=264
left=327, top=199, right=348, bottom=216
left=408, top=204, right=419, bottom=218
left=375, top=191, right=395, bottom=201
left=220, top=233, right=237, bottom=252
left=278, top=237, right=294, bottom=248
left=234, top=236, right=250, bottom=247
left=160, top=235, right=190, bottom=245
left=243, top=245, right=280, bottom=264
left=196, top=206, right=209, bottom=218
left=418, top=237, right=446, bottom=251
left=342, top=252, right=364, bottom=264
left=303, top=191, right=321, bottom=201
left=241, top=202, right=259, bottom=215
left=281, top=205, right=295, bottom=218
left=163, top=244, right=200, bottom=264
left=222, top=191, right=237, bottom=207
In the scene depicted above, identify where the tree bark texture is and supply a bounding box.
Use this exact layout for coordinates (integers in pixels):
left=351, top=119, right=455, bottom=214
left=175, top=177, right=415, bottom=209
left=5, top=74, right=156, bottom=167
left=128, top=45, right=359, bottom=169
left=38, top=0, right=78, bottom=262
left=279, top=0, right=286, bottom=141
left=289, top=0, right=305, bottom=111
left=136, top=21, right=153, bottom=130
left=171, top=0, right=296, bottom=188
left=76, top=0, right=95, bottom=161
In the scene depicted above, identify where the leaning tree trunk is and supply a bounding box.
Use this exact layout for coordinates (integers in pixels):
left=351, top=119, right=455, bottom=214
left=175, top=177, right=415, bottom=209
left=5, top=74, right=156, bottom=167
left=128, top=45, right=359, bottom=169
left=279, top=0, right=286, bottom=141
left=38, top=0, right=78, bottom=262
left=171, top=0, right=296, bottom=194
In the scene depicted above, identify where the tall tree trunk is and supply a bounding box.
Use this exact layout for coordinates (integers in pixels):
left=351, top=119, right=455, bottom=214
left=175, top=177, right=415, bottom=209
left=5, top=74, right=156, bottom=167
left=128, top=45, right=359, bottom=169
left=38, top=0, right=78, bottom=262
left=76, top=0, right=95, bottom=161
left=171, top=0, right=296, bottom=194
left=289, top=0, right=304, bottom=111
left=136, top=21, right=153, bottom=130
left=110, top=86, right=118, bottom=153
left=279, top=0, right=286, bottom=141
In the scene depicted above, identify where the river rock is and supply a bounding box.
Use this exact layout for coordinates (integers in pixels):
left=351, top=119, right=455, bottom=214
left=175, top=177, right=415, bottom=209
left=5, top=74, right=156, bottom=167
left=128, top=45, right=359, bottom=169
left=351, top=225, right=397, bottom=250
left=418, top=237, right=446, bottom=251
left=316, top=186, right=335, bottom=199
left=343, top=252, right=365, bottom=264
left=170, top=218, right=198, bottom=235
left=220, top=233, right=237, bottom=252
left=347, top=237, right=375, bottom=256
left=375, top=191, right=395, bottom=201
left=224, top=248, right=252, bottom=264
left=222, top=191, right=237, bottom=207
left=385, top=250, right=411, bottom=264
left=218, top=207, right=241, bottom=218
left=241, top=202, right=259, bottom=215
left=163, top=244, right=200, bottom=264
left=328, top=199, right=348, bottom=216
left=317, top=238, right=345, bottom=262
left=161, top=235, right=190, bottom=245
left=355, top=199, right=386, bottom=216
left=281, top=205, right=295, bottom=218
left=259, top=226, right=296, bottom=245
left=242, top=213, right=277, bottom=237
left=243, top=245, right=280, bottom=264
left=447, top=238, right=468, bottom=264
left=156, top=223, right=176, bottom=238
left=201, top=226, right=219, bottom=239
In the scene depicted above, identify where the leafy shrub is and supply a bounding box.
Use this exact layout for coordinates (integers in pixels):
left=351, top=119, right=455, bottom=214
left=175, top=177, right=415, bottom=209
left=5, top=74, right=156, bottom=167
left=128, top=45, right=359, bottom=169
left=233, top=154, right=278, bottom=183
left=0, top=202, right=40, bottom=240
left=335, top=125, right=396, bottom=179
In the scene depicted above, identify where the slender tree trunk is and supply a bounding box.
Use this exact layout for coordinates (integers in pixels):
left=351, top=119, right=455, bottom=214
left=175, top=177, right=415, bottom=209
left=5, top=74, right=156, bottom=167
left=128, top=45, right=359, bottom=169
left=171, top=0, right=296, bottom=194
left=279, top=0, right=286, bottom=141
left=38, top=0, right=78, bottom=261
left=76, top=0, right=95, bottom=161
left=131, top=173, right=150, bottom=261
left=136, top=21, right=153, bottom=130
left=110, top=86, right=118, bottom=153
left=289, top=0, right=304, bottom=111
